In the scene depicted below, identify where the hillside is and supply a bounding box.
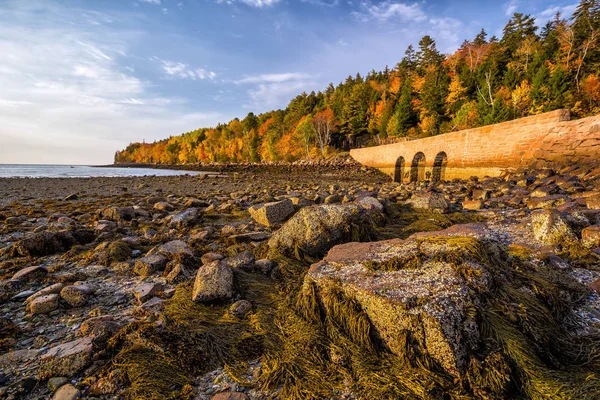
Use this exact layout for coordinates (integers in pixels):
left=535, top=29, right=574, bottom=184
left=115, top=0, right=600, bottom=165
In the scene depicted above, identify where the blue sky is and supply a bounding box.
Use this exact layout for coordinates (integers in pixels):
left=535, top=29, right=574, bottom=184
left=0, top=0, right=579, bottom=164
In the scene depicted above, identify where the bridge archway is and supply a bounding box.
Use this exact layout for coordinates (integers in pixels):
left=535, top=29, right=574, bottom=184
left=410, top=152, right=426, bottom=182
left=393, top=156, right=405, bottom=183
left=432, top=151, right=448, bottom=182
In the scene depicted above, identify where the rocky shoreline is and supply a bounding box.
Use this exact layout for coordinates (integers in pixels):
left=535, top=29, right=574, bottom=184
left=1, top=161, right=600, bottom=399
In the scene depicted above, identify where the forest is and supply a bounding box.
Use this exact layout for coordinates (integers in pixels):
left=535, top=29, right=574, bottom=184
left=115, top=0, right=600, bottom=164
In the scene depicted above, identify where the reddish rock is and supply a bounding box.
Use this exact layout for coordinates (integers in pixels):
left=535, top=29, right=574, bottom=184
left=581, top=225, right=600, bottom=249
left=462, top=199, right=483, bottom=211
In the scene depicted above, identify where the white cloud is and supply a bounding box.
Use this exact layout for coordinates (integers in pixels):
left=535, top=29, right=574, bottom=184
left=0, top=1, right=226, bottom=164
left=155, top=58, right=217, bottom=80
left=216, top=0, right=280, bottom=8
left=139, top=0, right=162, bottom=4
left=353, top=1, right=427, bottom=22
left=536, top=3, right=578, bottom=25
left=504, top=0, right=519, bottom=16
left=234, top=72, right=313, bottom=84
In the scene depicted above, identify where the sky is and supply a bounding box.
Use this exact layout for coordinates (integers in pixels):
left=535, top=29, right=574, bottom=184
left=0, top=0, right=580, bottom=165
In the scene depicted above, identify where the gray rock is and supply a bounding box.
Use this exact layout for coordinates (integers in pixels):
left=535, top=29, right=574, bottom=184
left=531, top=209, right=577, bottom=244
left=406, top=191, right=450, bottom=213
left=133, top=254, right=168, bottom=277
left=192, top=261, right=234, bottom=303
left=268, top=203, right=376, bottom=259
left=201, top=252, right=224, bottom=265
left=229, top=300, right=252, bottom=318
left=224, top=251, right=255, bottom=271
left=168, top=208, right=201, bottom=229
left=11, top=230, right=95, bottom=257
left=39, top=337, right=94, bottom=379
left=134, top=283, right=165, bottom=303
left=357, top=196, right=384, bottom=212
left=248, top=199, right=295, bottom=227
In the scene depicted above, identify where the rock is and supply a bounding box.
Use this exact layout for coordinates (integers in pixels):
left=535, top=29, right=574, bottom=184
left=290, top=197, right=313, bottom=208
left=462, top=200, right=483, bottom=211
left=80, top=316, right=122, bottom=348
left=255, top=259, right=275, bottom=275
left=11, top=230, right=95, bottom=257
left=248, top=199, right=295, bottom=227
left=201, top=252, right=224, bottom=265
left=29, top=294, right=59, bottom=314
left=587, top=195, right=600, bottom=210
left=192, top=261, right=234, bottom=303
left=39, top=337, right=94, bottom=379
left=100, top=206, right=135, bottom=222
left=168, top=208, right=201, bottom=229
left=530, top=209, right=577, bottom=244
left=306, top=233, right=496, bottom=376
left=48, top=376, right=69, bottom=392
left=268, top=203, right=376, bottom=259
left=60, top=285, right=92, bottom=307
left=156, top=240, right=194, bottom=260
left=224, top=250, right=255, bottom=271
left=95, top=220, right=116, bottom=232
left=134, top=283, right=165, bottom=303
left=25, top=283, right=65, bottom=305
left=133, top=254, right=168, bottom=277
left=229, top=232, right=271, bottom=244
left=229, top=300, right=252, bottom=318
left=582, top=225, right=600, bottom=249
left=406, top=191, right=450, bottom=213
left=324, top=194, right=343, bottom=204
left=530, top=185, right=558, bottom=198
left=589, top=278, right=600, bottom=292
left=211, top=392, right=250, bottom=400
left=153, top=201, right=174, bottom=211
left=471, top=189, right=490, bottom=201
left=526, top=195, right=568, bottom=210
left=52, top=383, right=80, bottom=400
left=11, top=265, right=47, bottom=282
left=357, top=196, right=384, bottom=212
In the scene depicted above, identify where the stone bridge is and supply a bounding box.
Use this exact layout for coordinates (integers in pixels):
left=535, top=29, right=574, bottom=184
left=350, top=109, right=600, bottom=183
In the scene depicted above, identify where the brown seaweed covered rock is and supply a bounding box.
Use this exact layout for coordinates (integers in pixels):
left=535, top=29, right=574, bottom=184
left=268, top=203, right=377, bottom=259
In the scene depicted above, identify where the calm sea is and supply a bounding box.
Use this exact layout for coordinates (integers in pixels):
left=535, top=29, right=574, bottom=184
left=0, top=164, right=201, bottom=178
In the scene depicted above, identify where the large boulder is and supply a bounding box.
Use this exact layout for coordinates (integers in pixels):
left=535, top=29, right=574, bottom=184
left=11, top=230, right=95, bottom=257
left=192, top=260, right=234, bottom=303
left=306, top=234, right=492, bottom=376
left=268, top=203, right=376, bottom=259
left=249, top=199, right=295, bottom=227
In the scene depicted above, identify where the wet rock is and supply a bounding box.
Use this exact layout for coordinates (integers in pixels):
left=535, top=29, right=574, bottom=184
left=582, top=225, right=600, bottom=249
left=531, top=209, right=577, bottom=244
left=192, top=260, right=234, bottom=303
left=11, top=229, right=95, bottom=257
left=29, top=294, right=59, bottom=315
left=248, top=199, right=295, bottom=227
left=11, top=265, right=48, bottom=282
left=224, top=250, right=255, bottom=271
left=406, top=191, right=449, bottom=213
left=133, top=254, right=168, bottom=277
left=168, top=208, right=201, bottom=229
left=52, top=383, right=80, bottom=400
left=255, top=259, right=275, bottom=275
left=60, top=284, right=92, bottom=307
left=268, top=203, right=376, bottom=259
left=229, top=300, right=252, bottom=318
left=100, top=206, right=135, bottom=222
left=39, top=337, right=94, bottom=379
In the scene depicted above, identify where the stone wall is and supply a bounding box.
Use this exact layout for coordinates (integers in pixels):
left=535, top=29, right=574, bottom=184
left=350, top=109, right=600, bottom=182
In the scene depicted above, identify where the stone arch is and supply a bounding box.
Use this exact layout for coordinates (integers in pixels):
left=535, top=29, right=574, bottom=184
left=410, top=152, right=426, bottom=182
left=432, top=151, right=448, bottom=182
left=393, top=156, right=405, bottom=183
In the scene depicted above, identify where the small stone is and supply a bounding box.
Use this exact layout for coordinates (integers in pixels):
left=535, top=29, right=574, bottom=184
left=406, top=191, right=449, bottom=213
left=52, top=383, right=80, bottom=400
left=471, top=189, right=490, bottom=201
left=248, top=199, right=295, bottom=227
left=11, top=265, right=48, bottom=282
left=153, top=202, right=174, bottom=211
left=357, top=196, right=384, bottom=212
left=462, top=200, right=483, bottom=211
left=29, top=294, right=59, bottom=315
left=201, top=252, right=224, bottom=265
left=156, top=240, right=194, bottom=259
left=168, top=208, right=200, bottom=229
left=25, top=283, right=65, bottom=305
left=254, top=259, right=275, bottom=275
left=48, top=377, right=69, bottom=392
left=192, top=261, right=234, bottom=303
left=100, top=206, right=135, bottom=222
left=133, top=254, right=168, bottom=277
left=60, top=285, right=92, bottom=307
left=229, top=300, right=252, bottom=318
left=581, top=225, right=600, bottom=249
left=324, top=194, right=343, bottom=204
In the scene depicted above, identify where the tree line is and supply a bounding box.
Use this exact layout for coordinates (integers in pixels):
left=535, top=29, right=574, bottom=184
left=115, top=0, right=600, bottom=164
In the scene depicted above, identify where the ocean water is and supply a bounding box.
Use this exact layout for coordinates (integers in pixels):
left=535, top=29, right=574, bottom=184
left=0, top=164, right=201, bottom=178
